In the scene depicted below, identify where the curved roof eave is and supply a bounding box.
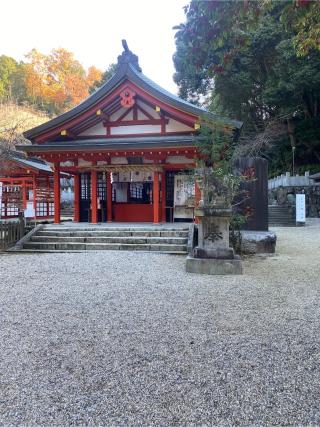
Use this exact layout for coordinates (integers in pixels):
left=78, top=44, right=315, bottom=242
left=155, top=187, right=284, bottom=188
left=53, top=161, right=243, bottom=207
left=23, top=64, right=128, bottom=140
left=24, top=62, right=242, bottom=141
left=127, top=65, right=242, bottom=129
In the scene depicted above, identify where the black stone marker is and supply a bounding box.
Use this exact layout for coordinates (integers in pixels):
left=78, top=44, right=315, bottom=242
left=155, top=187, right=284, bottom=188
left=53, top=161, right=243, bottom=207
left=233, top=157, right=268, bottom=231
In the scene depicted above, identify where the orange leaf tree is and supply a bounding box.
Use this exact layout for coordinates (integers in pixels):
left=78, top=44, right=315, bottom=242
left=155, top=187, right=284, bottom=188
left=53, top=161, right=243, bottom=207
left=24, top=48, right=103, bottom=114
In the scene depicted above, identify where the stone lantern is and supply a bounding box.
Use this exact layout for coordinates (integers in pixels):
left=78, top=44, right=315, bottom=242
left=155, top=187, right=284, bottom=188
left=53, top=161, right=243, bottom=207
left=186, top=167, right=242, bottom=275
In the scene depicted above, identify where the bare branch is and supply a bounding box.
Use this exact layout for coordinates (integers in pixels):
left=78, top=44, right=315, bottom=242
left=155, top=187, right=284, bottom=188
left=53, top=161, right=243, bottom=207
left=233, top=116, right=288, bottom=159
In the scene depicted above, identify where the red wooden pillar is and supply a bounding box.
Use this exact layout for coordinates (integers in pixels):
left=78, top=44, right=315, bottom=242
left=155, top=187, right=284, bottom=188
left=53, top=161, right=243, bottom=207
left=91, top=167, right=98, bottom=224
left=106, top=172, right=112, bottom=222
left=161, top=171, right=166, bottom=222
left=73, top=174, right=80, bottom=222
left=153, top=171, right=160, bottom=224
left=33, top=176, right=37, bottom=218
left=53, top=162, right=61, bottom=224
left=194, top=179, right=201, bottom=224
left=45, top=175, right=50, bottom=217
left=22, top=180, right=27, bottom=210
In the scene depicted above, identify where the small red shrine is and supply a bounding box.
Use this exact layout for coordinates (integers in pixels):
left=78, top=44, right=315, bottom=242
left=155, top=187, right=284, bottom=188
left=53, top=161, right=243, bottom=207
left=18, top=42, right=241, bottom=224
left=0, top=152, right=55, bottom=219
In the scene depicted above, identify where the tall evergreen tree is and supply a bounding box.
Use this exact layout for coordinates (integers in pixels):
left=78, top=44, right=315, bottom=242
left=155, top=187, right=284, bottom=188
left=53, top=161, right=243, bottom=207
left=173, top=0, right=320, bottom=174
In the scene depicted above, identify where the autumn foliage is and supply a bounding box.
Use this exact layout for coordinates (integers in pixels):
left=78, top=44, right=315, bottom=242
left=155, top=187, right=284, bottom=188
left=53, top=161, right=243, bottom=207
left=0, top=48, right=103, bottom=115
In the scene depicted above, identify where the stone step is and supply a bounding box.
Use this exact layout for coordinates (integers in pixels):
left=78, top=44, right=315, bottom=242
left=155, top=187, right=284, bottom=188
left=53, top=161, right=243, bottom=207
left=269, top=216, right=295, bottom=220
left=30, top=235, right=187, bottom=244
left=268, top=206, right=292, bottom=210
left=269, top=212, right=293, bottom=215
left=43, top=224, right=189, bottom=232
left=269, top=219, right=295, bottom=222
left=12, top=248, right=187, bottom=255
left=23, top=241, right=187, bottom=252
left=36, top=230, right=189, bottom=238
left=268, top=204, right=295, bottom=226
left=269, top=217, right=295, bottom=220
left=269, top=224, right=296, bottom=227
left=61, top=210, right=74, bottom=215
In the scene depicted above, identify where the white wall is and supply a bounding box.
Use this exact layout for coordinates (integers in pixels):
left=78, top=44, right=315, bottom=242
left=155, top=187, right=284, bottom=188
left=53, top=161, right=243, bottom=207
left=79, top=122, right=105, bottom=136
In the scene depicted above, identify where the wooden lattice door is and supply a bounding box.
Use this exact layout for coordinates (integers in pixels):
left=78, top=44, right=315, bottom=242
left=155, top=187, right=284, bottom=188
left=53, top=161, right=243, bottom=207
left=97, top=172, right=107, bottom=222
left=79, top=173, right=91, bottom=222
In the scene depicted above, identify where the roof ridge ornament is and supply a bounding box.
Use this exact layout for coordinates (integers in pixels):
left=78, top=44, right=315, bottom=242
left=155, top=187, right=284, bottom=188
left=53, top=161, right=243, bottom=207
left=117, top=39, right=142, bottom=72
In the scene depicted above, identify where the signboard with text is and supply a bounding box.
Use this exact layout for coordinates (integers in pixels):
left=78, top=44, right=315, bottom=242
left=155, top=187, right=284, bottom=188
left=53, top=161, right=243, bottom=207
left=24, top=201, right=36, bottom=219
left=0, top=182, right=2, bottom=218
left=296, top=194, right=306, bottom=223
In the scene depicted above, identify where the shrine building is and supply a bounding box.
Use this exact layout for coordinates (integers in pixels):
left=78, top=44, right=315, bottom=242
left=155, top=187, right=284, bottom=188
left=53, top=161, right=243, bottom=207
left=0, top=151, right=55, bottom=219
left=18, top=42, right=241, bottom=224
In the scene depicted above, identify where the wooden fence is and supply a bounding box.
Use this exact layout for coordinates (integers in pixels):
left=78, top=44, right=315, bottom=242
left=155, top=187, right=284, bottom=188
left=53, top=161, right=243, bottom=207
left=0, top=213, right=25, bottom=250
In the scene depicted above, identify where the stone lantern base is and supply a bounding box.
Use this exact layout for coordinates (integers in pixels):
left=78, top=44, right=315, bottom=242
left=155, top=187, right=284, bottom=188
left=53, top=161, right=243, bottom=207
left=186, top=207, right=243, bottom=275
left=186, top=255, right=243, bottom=275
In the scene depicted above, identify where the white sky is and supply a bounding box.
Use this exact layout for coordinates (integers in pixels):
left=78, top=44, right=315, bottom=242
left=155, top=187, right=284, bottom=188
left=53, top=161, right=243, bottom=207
left=0, top=0, right=187, bottom=94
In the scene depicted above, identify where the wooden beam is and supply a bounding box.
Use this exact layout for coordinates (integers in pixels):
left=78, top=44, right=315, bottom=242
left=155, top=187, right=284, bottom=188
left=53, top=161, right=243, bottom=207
left=153, top=171, right=160, bottom=224
left=133, top=104, right=138, bottom=121
left=53, top=162, right=61, bottom=224
left=136, top=104, right=154, bottom=119
left=106, top=172, right=112, bottom=222
left=161, top=113, right=166, bottom=135
left=105, top=118, right=169, bottom=127
left=117, top=106, right=133, bottom=122
left=161, top=171, right=166, bottom=222
left=91, top=165, right=98, bottom=224
left=73, top=173, right=80, bottom=222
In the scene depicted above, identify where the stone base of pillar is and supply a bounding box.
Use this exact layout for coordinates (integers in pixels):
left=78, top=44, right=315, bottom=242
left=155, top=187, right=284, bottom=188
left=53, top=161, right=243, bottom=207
left=186, top=255, right=243, bottom=275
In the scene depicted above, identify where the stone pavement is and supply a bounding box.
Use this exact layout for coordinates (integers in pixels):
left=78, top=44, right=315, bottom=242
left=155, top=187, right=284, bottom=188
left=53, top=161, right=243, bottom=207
left=0, top=220, right=319, bottom=425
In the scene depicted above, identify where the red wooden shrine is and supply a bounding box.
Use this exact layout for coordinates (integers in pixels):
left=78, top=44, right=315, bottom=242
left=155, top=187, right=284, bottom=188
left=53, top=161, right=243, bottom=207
left=0, top=153, right=55, bottom=219
left=18, top=42, right=241, bottom=224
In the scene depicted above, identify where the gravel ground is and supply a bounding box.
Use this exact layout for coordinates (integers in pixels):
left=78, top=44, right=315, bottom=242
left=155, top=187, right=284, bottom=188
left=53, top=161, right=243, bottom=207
left=0, top=221, right=320, bottom=426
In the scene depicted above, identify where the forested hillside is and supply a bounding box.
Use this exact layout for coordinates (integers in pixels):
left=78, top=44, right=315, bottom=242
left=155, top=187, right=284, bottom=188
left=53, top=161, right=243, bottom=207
left=0, top=102, right=49, bottom=165
left=0, top=48, right=104, bottom=116
left=173, top=0, right=320, bottom=176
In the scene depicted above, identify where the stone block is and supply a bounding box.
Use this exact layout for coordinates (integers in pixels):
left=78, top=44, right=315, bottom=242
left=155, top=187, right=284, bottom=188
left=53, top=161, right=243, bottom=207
left=57, top=243, right=86, bottom=250
left=186, top=255, right=243, bottom=275
left=193, top=246, right=235, bottom=259
left=240, top=230, right=276, bottom=254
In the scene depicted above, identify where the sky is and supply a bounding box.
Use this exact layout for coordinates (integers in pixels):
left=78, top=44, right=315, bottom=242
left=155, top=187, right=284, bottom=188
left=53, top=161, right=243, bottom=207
left=0, top=0, right=188, bottom=94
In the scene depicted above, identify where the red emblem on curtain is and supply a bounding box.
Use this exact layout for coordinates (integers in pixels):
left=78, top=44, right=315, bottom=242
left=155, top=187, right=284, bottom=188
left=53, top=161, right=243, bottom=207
left=120, top=88, right=136, bottom=108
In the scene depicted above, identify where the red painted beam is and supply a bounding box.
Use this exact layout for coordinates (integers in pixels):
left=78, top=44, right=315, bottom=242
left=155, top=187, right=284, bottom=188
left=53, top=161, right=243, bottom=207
left=53, top=162, right=61, bottom=224
left=104, top=118, right=169, bottom=127
left=161, top=171, right=166, bottom=222
left=153, top=171, right=160, bottom=224
left=73, top=174, right=80, bottom=222
left=75, top=130, right=194, bottom=139
left=106, top=172, right=112, bottom=222
left=91, top=167, right=98, bottom=224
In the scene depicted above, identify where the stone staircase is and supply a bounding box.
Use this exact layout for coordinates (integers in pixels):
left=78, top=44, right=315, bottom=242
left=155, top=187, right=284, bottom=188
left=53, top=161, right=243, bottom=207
left=20, top=224, right=189, bottom=253
left=61, top=206, right=74, bottom=218
left=268, top=205, right=296, bottom=226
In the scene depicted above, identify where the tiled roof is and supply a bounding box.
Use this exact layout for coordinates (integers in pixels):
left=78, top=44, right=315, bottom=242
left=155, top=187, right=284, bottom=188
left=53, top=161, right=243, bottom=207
left=24, top=44, right=242, bottom=141
left=18, top=135, right=200, bottom=153
left=8, top=151, right=52, bottom=172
